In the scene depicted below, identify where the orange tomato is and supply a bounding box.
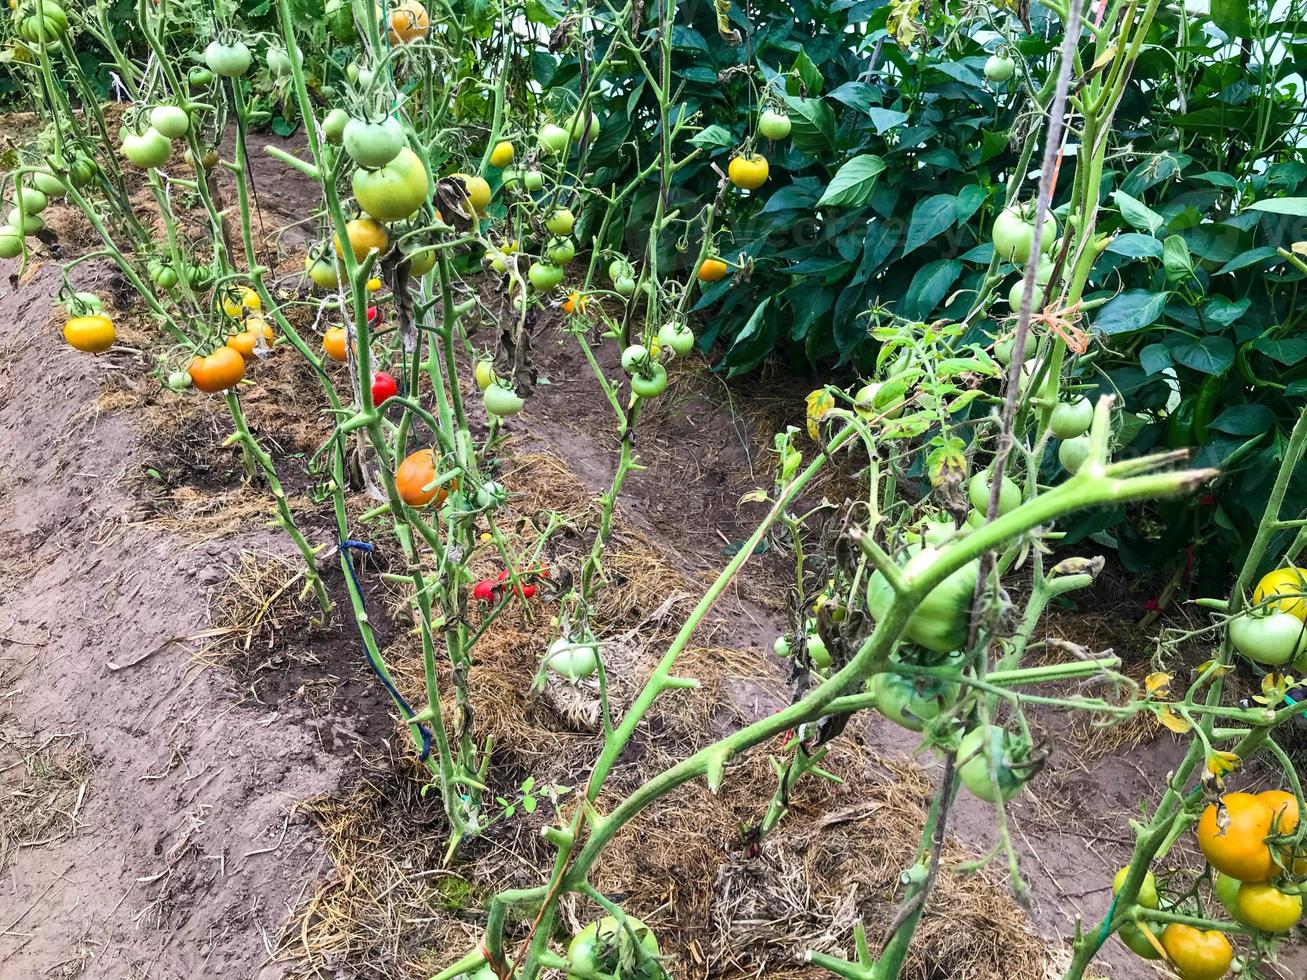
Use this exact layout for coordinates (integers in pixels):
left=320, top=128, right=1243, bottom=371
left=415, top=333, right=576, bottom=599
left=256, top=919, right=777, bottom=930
left=697, top=258, right=728, bottom=282
left=188, top=346, right=246, bottom=393
left=395, top=448, right=455, bottom=507
left=323, top=326, right=349, bottom=362
left=384, top=0, right=429, bottom=43
left=1260, top=789, right=1306, bottom=873
left=1159, top=924, right=1232, bottom=980
left=334, top=218, right=390, bottom=260
left=226, top=330, right=259, bottom=359
left=561, top=291, right=589, bottom=315
left=63, top=314, right=116, bottom=353
left=1197, top=792, right=1276, bottom=882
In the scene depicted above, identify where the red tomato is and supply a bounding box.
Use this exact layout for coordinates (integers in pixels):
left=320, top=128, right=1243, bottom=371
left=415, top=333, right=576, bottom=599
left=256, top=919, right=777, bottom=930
left=472, top=580, right=497, bottom=602
left=372, top=371, right=399, bottom=405
left=367, top=305, right=381, bottom=325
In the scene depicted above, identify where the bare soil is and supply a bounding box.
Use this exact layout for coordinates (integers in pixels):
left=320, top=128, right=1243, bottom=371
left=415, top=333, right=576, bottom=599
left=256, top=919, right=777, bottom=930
left=2, top=156, right=1304, bottom=980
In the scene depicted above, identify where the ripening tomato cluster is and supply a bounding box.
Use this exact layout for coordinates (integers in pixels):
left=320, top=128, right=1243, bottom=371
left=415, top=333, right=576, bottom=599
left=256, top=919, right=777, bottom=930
left=1226, top=566, right=1307, bottom=670
left=180, top=286, right=278, bottom=393
left=1111, top=789, right=1304, bottom=978
left=471, top=566, right=550, bottom=604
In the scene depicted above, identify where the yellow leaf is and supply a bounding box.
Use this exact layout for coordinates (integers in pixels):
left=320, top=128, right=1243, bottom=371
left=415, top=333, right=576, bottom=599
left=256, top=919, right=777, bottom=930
left=1157, top=705, right=1192, bottom=733
left=1145, top=672, right=1172, bottom=695
left=805, top=388, right=835, bottom=440
left=1293, top=242, right=1307, bottom=257
left=1206, top=751, right=1241, bottom=776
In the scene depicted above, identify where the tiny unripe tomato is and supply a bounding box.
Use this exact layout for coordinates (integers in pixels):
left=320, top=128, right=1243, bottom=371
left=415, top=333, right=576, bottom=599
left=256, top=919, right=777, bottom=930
left=772, top=635, right=791, bottom=659
left=522, top=170, right=545, bottom=192
left=1050, top=397, right=1094, bottom=439
left=1253, top=566, right=1307, bottom=620
left=1058, top=435, right=1091, bottom=475
left=630, top=363, right=668, bottom=399
left=149, top=105, right=190, bottom=139
left=187, top=65, right=214, bottom=88
left=546, top=208, right=575, bottom=236
left=64, top=314, right=116, bottom=353
left=322, top=107, right=349, bottom=144
left=1237, top=882, right=1302, bottom=932
left=984, top=54, right=1016, bottom=82
left=657, top=321, right=695, bottom=357
left=538, top=123, right=570, bottom=155
left=344, top=116, right=405, bottom=169
left=1197, top=793, right=1276, bottom=883
left=728, top=152, right=769, bottom=190
left=475, top=481, right=507, bottom=509
left=371, top=371, right=399, bottom=406
left=323, top=326, right=349, bottom=362
left=546, top=237, right=576, bottom=265
left=1159, top=924, right=1232, bottom=980
left=528, top=261, right=564, bottom=291
left=967, top=471, right=1021, bottom=515
left=697, top=257, right=728, bottom=282
left=1112, top=867, right=1159, bottom=909
left=489, top=140, right=514, bottom=167
left=547, top=637, right=599, bottom=682
left=166, top=370, right=192, bottom=391
left=758, top=109, right=791, bottom=140
left=306, top=254, right=341, bottom=288
left=1228, top=611, right=1307, bottom=665
left=474, top=358, right=497, bottom=391
left=483, top=381, right=525, bottom=417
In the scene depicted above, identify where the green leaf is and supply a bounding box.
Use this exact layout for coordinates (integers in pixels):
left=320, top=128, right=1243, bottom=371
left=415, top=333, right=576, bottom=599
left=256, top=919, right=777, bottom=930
left=1252, top=337, right=1307, bottom=366
left=725, top=298, right=775, bottom=377
left=1245, top=198, right=1307, bottom=217
left=689, top=124, right=733, bottom=149
left=902, top=194, right=956, bottom=255
left=902, top=259, right=963, bottom=320
left=1094, top=290, right=1170, bottom=335
left=1211, top=0, right=1251, bottom=36
left=1162, top=235, right=1193, bottom=283
left=783, top=96, right=837, bottom=156
left=817, top=154, right=887, bottom=208
left=853, top=219, right=899, bottom=284
left=1172, top=336, right=1235, bottom=374
left=1209, top=404, right=1273, bottom=436
left=1113, top=190, right=1166, bottom=235
left=1200, top=296, right=1249, bottom=327
left=867, top=107, right=909, bottom=134
left=794, top=50, right=824, bottom=96
left=954, top=185, right=989, bottom=226
left=1140, top=343, right=1172, bottom=375
left=1216, top=246, right=1281, bottom=274
left=1107, top=234, right=1163, bottom=259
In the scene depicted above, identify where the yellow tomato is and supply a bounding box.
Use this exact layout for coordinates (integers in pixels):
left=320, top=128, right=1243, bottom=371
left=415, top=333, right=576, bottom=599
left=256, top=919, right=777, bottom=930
left=728, top=152, right=769, bottom=190
left=366, top=276, right=383, bottom=292
left=221, top=285, right=261, bottom=319
left=334, top=218, right=389, bottom=260
left=64, top=314, right=116, bottom=353
left=489, top=140, right=514, bottom=168
left=1253, top=566, right=1307, bottom=620
left=1236, top=882, right=1303, bottom=932
left=453, top=172, right=492, bottom=213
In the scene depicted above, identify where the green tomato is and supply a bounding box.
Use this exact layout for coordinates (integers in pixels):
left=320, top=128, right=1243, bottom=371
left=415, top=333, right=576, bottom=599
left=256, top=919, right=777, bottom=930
left=872, top=668, right=960, bottom=732
left=621, top=345, right=649, bottom=373
left=984, top=54, right=1016, bottom=83
left=352, top=147, right=429, bottom=222
left=1058, top=435, right=1091, bottom=475
left=31, top=169, right=65, bottom=197
left=0, top=226, right=24, bottom=259
left=568, top=111, right=601, bottom=142
left=546, top=237, right=576, bottom=264
left=523, top=170, right=545, bottom=192
left=187, top=65, right=214, bottom=88
left=1117, top=923, right=1164, bottom=960
left=806, top=628, right=831, bottom=669
left=343, top=116, right=405, bottom=169
left=608, top=258, right=633, bottom=282
left=1228, top=611, right=1307, bottom=666
left=993, top=336, right=1015, bottom=365
left=657, top=321, right=695, bottom=357
left=65, top=291, right=102, bottom=315
left=153, top=264, right=179, bottom=289
left=547, top=638, right=599, bottom=683
left=773, top=635, right=791, bottom=659
left=965, top=508, right=986, bottom=529
left=475, top=481, right=508, bottom=509
left=7, top=208, right=42, bottom=236
left=565, top=916, right=662, bottom=980
left=149, top=105, right=190, bottom=140
left=1050, top=397, right=1094, bottom=439
left=266, top=45, right=295, bottom=75
left=528, top=261, right=564, bottom=291
left=1112, top=867, right=1160, bottom=909
left=967, top=471, right=1021, bottom=516
left=758, top=109, right=792, bottom=140
left=18, top=188, right=47, bottom=214
left=483, top=381, right=525, bottom=417
left=1007, top=277, right=1045, bottom=311
left=992, top=206, right=1057, bottom=264
left=630, top=363, right=668, bottom=399
left=166, top=370, right=192, bottom=390
left=65, top=154, right=97, bottom=187
left=957, top=724, right=1025, bottom=803
left=306, top=255, right=341, bottom=288
left=322, top=108, right=350, bottom=144
left=121, top=128, right=172, bottom=169
left=868, top=547, right=979, bottom=654
left=546, top=208, right=575, bottom=236
left=614, top=275, right=636, bottom=297
left=1213, top=872, right=1245, bottom=922
left=538, top=123, right=570, bottom=155
left=854, top=381, right=903, bottom=420
left=204, top=39, right=253, bottom=78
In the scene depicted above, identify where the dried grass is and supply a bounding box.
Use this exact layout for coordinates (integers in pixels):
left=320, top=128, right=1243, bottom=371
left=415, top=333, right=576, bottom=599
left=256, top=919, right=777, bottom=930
left=0, top=732, right=93, bottom=873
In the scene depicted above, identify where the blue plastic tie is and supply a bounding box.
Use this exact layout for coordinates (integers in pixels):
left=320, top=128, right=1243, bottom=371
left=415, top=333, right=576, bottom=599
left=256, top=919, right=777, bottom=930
left=339, top=540, right=433, bottom=761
